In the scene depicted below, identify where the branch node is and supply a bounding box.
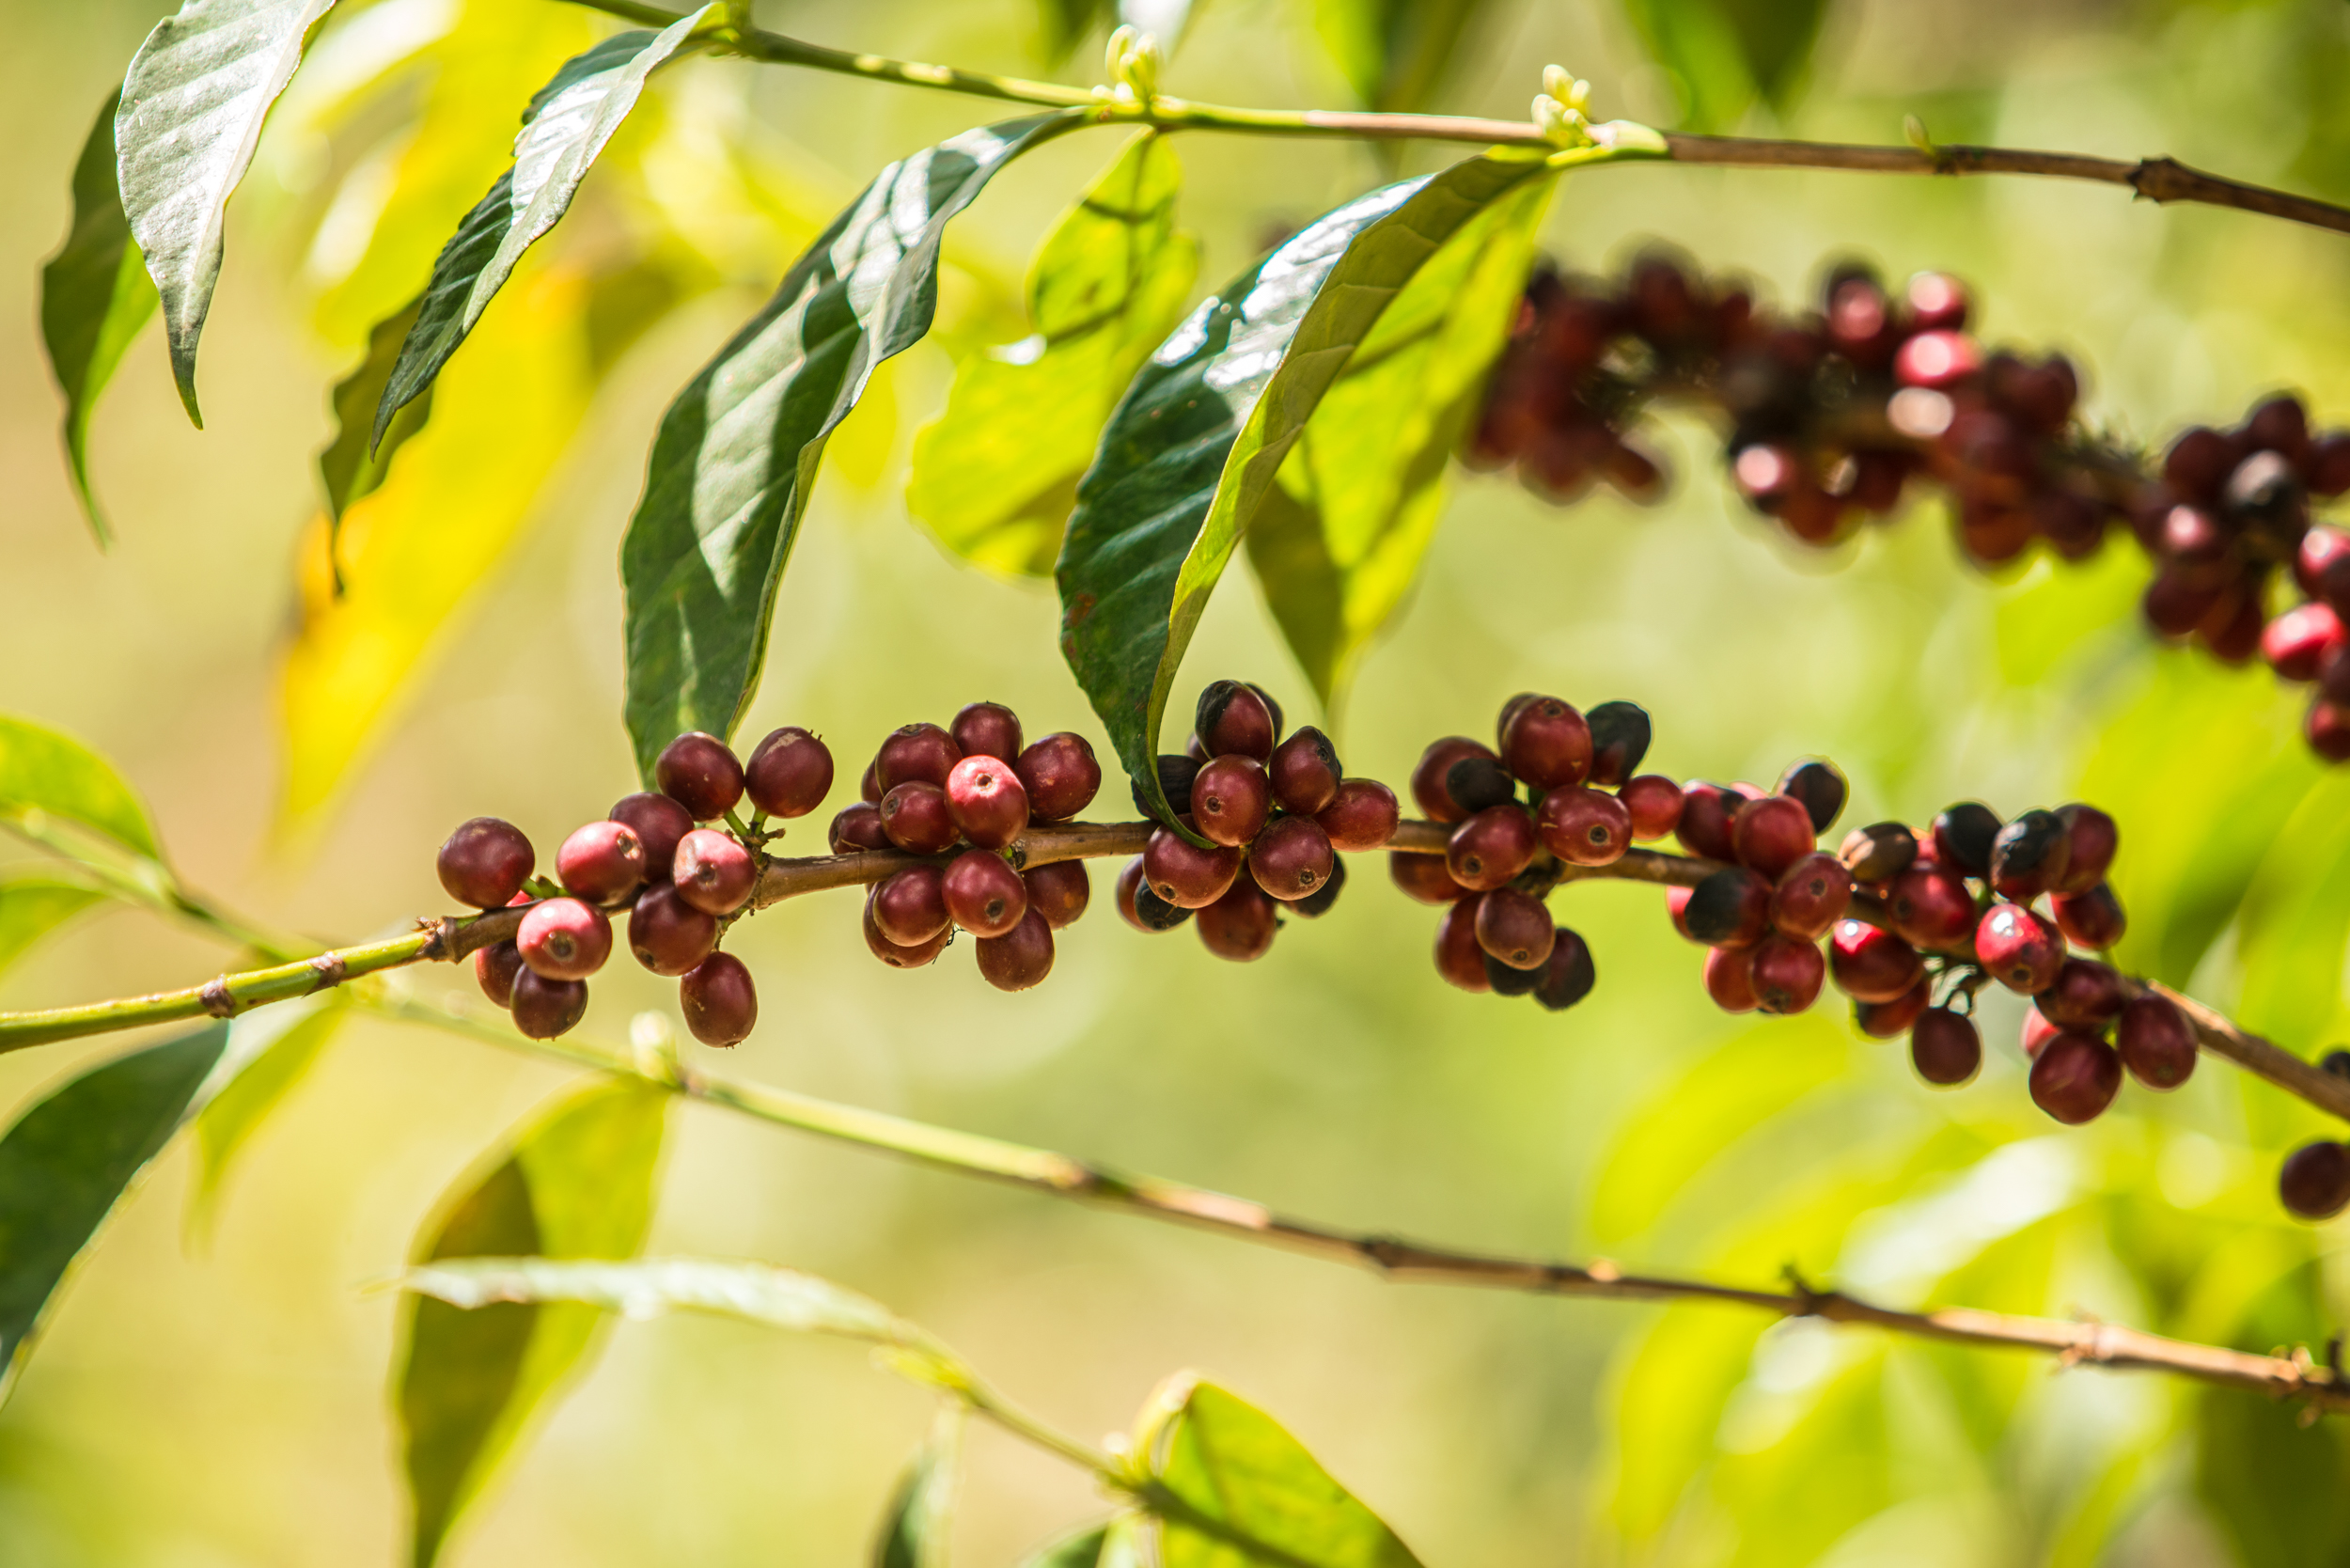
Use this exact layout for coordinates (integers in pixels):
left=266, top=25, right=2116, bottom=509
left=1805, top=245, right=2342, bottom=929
left=2129, top=156, right=2190, bottom=205
left=1361, top=1236, right=1412, bottom=1274
left=307, top=952, right=348, bottom=992
left=418, top=917, right=449, bottom=961
left=198, top=977, right=241, bottom=1019
left=1782, top=1264, right=1829, bottom=1316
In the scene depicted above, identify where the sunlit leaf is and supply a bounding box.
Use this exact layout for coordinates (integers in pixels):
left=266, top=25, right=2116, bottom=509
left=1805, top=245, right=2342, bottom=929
left=0, top=876, right=110, bottom=979
left=116, top=0, right=339, bottom=422
left=39, top=89, right=160, bottom=548
left=405, top=1255, right=919, bottom=1347
left=1615, top=0, right=1827, bottom=132
left=188, top=996, right=344, bottom=1241
left=619, top=112, right=1086, bottom=780
left=1313, top=0, right=1494, bottom=115
left=320, top=294, right=432, bottom=525
left=0, top=713, right=165, bottom=861
left=909, top=131, right=1198, bottom=578
left=1600, top=1304, right=1769, bottom=1546
left=1705, top=1351, right=1892, bottom=1568
left=875, top=1407, right=962, bottom=1568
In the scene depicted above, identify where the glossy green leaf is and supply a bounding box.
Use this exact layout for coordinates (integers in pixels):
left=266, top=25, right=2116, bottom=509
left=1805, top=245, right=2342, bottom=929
left=116, top=0, right=339, bottom=423
left=1146, top=1378, right=1423, bottom=1567
left=374, top=10, right=713, bottom=445
left=0, top=876, right=110, bottom=979
left=1617, top=0, right=1827, bottom=131
left=405, top=1255, right=922, bottom=1350
left=875, top=1408, right=963, bottom=1568
left=619, top=111, right=1085, bottom=781
left=39, top=89, right=160, bottom=549
left=397, top=1079, right=668, bottom=1568
left=0, top=713, right=165, bottom=861
left=188, top=996, right=344, bottom=1240
left=1245, top=171, right=1548, bottom=705
left=320, top=295, right=432, bottom=525
left=0, top=1024, right=227, bottom=1402
left=908, top=131, right=1199, bottom=578
left=1055, top=152, right=1553, bottom=823
left=1313, top=0, right=1493, bottom=115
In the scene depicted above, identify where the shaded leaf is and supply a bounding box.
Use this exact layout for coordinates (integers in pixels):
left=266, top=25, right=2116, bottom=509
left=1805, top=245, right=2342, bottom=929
left=39, top=88, right=161, bottom=548
left=1054, top=152, right=1553, bottom=823
left=0, top=713, right=166, bottom=861
left=1037, top=0, right=1115, bottom=63
left=320, top=294, right=432, bottom=525
left=1616, top=0, right=1828, bottom=132
left=117, top=0, right=339, bottom=422
left=0, top=876, right=110, bottom=979
left=1313, top=0, right=1494, bottom=115
left=188, top=996, right=344, bottom=1240
left=0, top=1024, right=227, bottom=1402
left=1246, top=171, right=1548, bottom=704
left=875, top=1407, right=963, bottom=1568
left=397, top=1079, right=667, bottom=1568
left=910, top=132, right=1198, bottom=577
left=374, top=10, right=713, bottom=444
left=619, top=112, right=1085, bottom=780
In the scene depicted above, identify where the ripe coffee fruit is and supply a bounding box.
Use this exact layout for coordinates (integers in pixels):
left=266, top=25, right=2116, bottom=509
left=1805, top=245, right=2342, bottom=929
left=1249, top=816, right=1335, bottom=901
left=1749, top=933, right=1825, bottom=1014
left=1499, top=696, right=1593, bottom=790
left=1116, top=857, right=1190, bottom=933
left=1776, top=760, right=1848, bottom=834
left=1932, top=802, right=2002, bottom=877
left=1434, top=899, right=1492, bottom=992
left=1197, top=879, right=1279, bottom=962
left=2036, top=958, right=2125, bottom=1030
left=1197, top=682, right=1277, bottom=761
left=611, top=793, right=693, bottom=879
left=829, top=802, right=890, bottom=853
left=875, top=723, right=962, bottom=792
left=1769, top=853, right=1852, bottom=939
left=1192, top=755, right=1272, bottom=847
left=2115, top=994, right=2197, bottom=1089
left=1317, top=778, right=1400, bottom=851
left=2052, top=802, right=2118, bottom=893
left=510, top=970, right=588, bottom=1040
left=943, top=850, right=1028, bottom=937
left=879, top=782, right=959, bottom=855
left=2278, top=1141, right=2350, bottom=1220
left=474, top=941, right=524, bottom=1007
left=1023, top=860, right=1090, bottom=929
left=1444, top=756, right=1519, bottom=816
left=2051, top=883, right=2126, bottom=949
left=518, top=898, right=612, bottom=981
left=1486, top=953, right=1543, bottom=996
left=1537, top=786, right=1632, bottom=866
left=1585, top=700, right=1652, bottom=787
left=1684, top=867, right=1771, bottom=949
left=629, top=884, right=720, bottom=976
left=861, top=897, right=951, bottom=967
left=1619, top=776, right=1684, bottom=840
left=1389, top=851, right=1467, bottom=905
left=2029, top=1031, right=2122, bottom=1123
left=1269, top=728, right=1342, bottom=815
left=1731, top=794, right=1816, bottom=878
left=945, top=755, right=1030, bottom=850
left=557, top=821, right=646, bottom=904
left=438, top=818, right=535, bottom=908
left=1887, top=866, right=1977, bottom=949
left=949, top=702, right=1023, bottom=766
left=2021, top=1006, right=2060, bottom=1059
left=872, top=864, right=952, bottom=947
left=1143, top=828, right=1243, bottom=908
left=1988, top=809, right=2071, bottom=902
left=1446, top=806, right=1538, bottom=891
left=675, top=828, right=758, bottom=916
left=1828, top=920, right=1923, bottom=1003
left=1474, top=887, right=1556, bottom=969
left=656, top=732, right=745, bottom=822
left=680, top=952, right=758, bottom=1046
left=1674, top=782, right=1742, bottom=861
left=1533, top=928, right=1597, bottom=1011
left=976, top=907, right=1055, bottom=991
left=1292, top=853, right=1347, bottom=918
left=1412, top=738, right=1498, bottom=822
left=1976, top=903, right=2063, bottom=994
left=1856, top=980, right=1931, bottom=1040
left=1839, top=822, right=1917, bottom=885
left=744, top=728, right=834, bottom=819
left=1910, top=1009, right=1982, bottom=1086
left=1135, top=754, right=1200, bottom=821
left=1015, top=733, right=1102, bottom=821
left=1704, top=946, right=1758, bottom=1012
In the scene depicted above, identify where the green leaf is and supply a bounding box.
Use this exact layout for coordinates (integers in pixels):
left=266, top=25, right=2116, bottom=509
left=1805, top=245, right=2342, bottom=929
left=116, top=0, right=340, bottom=424
left=0, top=876, right=110, bottom=979
left=1054, top=152, right=1554, bottom=823
left=1245, top=171, right=1548, bottom=705
left=1037, top=0, right=1115, bottom=63
left=875, top=1407, right=963, bottom=1568
left=1145, top=1379, right=1423, bottom=1567
left=1616, top=0, right=1827, bottom=131
left=188, top=996, right=344, bottom=1241
left=1313, top=0, right=1494, bottom=115
left=39, top=88, right=160, bottom=549
left=321, top=295, right=432, bottom=525
left=0, top=1024, right=227, bottom=1402
left=405, top=1255, right=920, bottom=1350
left=373, top=10, right=713, bottom=446
left=2194, top=1263, right=2350, bottom=1568
left=909, top=131, right=1199, bottom=578
left=2228, top=769, right=2350, bottom=1049
left=1022, top=1517, right=1150, bottom=1567
left=0, top=713, right=165, bottom=861
left=397, top=1079, right=668, bottom=1568
left=619, top=111, right=1086, bottom=781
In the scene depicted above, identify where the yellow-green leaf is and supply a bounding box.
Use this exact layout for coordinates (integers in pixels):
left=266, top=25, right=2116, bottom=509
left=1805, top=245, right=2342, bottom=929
left=0, top=713, right=166, bottom=861
left=0, top=875, right=111, bottom=978
left=188, top=996, right=344, bottom=1241
left=874, top=1407, right=963, bottom=1568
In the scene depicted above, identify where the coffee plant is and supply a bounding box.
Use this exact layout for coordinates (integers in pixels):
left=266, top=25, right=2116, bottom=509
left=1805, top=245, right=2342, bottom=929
left=9, top=0, right=2350, bottom=1561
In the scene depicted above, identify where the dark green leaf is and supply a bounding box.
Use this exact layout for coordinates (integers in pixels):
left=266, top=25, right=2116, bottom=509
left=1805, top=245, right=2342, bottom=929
left=321, top=295, right=432, bottom=525
left=1616, top=0, right=1828, bottom=131
left=909, top=131, right=1198, bottom=577
left=1313, top=0, right=1495, bottom=115
left=0, top=713, right=166, bottom=861
left=39, top=89, right=160, bottom=548
left=1021, top=1517, right=1149, bottom=1566
left=2195, top=1263, right=2350, bottom=1568
left=0, top=875, right=110, bottom=979
left=1038, top=0, right=1115, bottom=63
left=875, top=1409, right=963, bottom=1568
left=373, top=11, right=712, bottom=447
left=619, top=112, right=1086, bottom=780
left=1054, top=152, right=1553, bottom=823
left=116, top=0, right=340, bottom=424
left=0, top=1025, right=227, bottom=1401
left=188, top=996, right=343, bottom=1240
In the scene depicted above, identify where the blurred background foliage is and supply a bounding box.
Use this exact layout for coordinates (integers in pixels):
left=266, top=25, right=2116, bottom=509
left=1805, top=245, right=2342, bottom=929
left=3, top=0, right=2350, bottom=1562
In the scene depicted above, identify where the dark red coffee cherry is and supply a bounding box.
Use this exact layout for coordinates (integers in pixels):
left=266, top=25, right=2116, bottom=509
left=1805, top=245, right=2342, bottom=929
left=1749, top=933, right=1825, bottom=1014
left=2051, top=803, right=2118, bottom=894
left=2326, top=1049, right=2350, bottom=1080
left=1445, top=755, right=1520, bottom=816
left=674, top=828, right=758, bottom=916
left=1769, top=852, right=1852, bottom=940
left=1196, top=879, right=1279, bottom=962
left=1389, top=850, right=1468, bottom=905
left=1486, top=952, right=1544, bottom=997
left=1731, top=794, right=1816, bottom=879
left=1673, top=781, right=1742, bottom=862
left=1976, top=902, right=2063, bottom=994
left=1532, top=927, right=1596, bottom=1011
left=1838, top=822, right=1918, bottom=885
left=1023, top=860, right=1090, bottom=930
left=860, top=891, right=950, bottom=968
left=1887, top=866, right=1978, bottom=949
left=2299, top=525, right=2350, bottom=610
left=1412, top=737, right=1499, bottom=823
left=2115, top=993, right=2197, bottom=1089
left=517, top=897, right=612, bottom=981
left=943, top=849, right=1028, bottom=938
left=510, top=970, right=588, bottom=1040
left=1499, top=696, right=1593, bottom=791
left=1828, top=919, right=1922, bottom=1003
left=1910, top=1009, right=1982, bottom=1086
left=1014, top=732, right=1102, bottom=821
left=557, top=821, right=646, bottom=904
left=1143, top=828, right=1243, bottom=908
left=2279, top=1141, right=2350, bottom=1220
left=1317, top=778, right=1400, bottom=851
left=655, top=732, right=746, bottom=822
left=628, top=883, right=720, bottom=976
left=1931, top=802, right=2001, bottom=878
left=1704, top=945, right=1758, bottom=1012
left=1447, top=805, right=1538, bottom=892
left=744, top=727, right=834, bottom=819
left=1683, top=867, right=1771, bottom=949
left=1619, top=776, right=1684, bottom=840
left=1133, top=753, right=1201, bottom=822
left=474, top=940, right=524, bottom=1007
left=1855, top=979, right=1930, bottom=1040
left=2029, top=1031, right=2122, bottom=1123
left=871, top=864, right=951, bottom=947
left=1905, top=270, right=1968, bottom=331
left=2050, top=882, right=2126, bottom=949
left=1249, top=816, right=1334, bottom=901
left=949, top=702, right=1023, bottom=766
left=1988, top=809, right=2072, bottom=902
left=829, top=802, right=890, bottom=854
left=1584, top=700, right=1652, bottom=787
left=680, top=952, right=757, bottom=1046
left=2036, top=957, right=2126, bottom=1031
left=1494, top=693, right=1542, bottom=750
left=1537, top=786, right=1631, bottom=867
left=1291, top=853, right=1347, bottom=918
left=1116, top=856, right=1191, bottom=933
left=1775, top=760, right=1847, bottom=834
left=1434, top=898, right=1491, bottom=992
left=944, top=754, right=1030, bottom=851
left=1192, top=755, right=1272, bottom=847
left=611, top=792, right=694, bottom=880
left=438, top=817, right=535, bottom=909
left=976, top=907, right=1055, bottom=991
left=1196, top=681, right=1277, bottom=761
left=1474, top=887, right=1555, bottom=970
left=874, top=723, right=962, bottom=792
left=1269, top=727, right=1342, bottom=816
left=860, top=761, right=883, bottom=803
left=879, top=781, right=959, bottom=855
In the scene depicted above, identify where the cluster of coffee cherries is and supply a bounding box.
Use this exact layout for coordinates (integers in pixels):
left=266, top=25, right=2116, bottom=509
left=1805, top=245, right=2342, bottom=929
left=1389, top=693, right=1671, bottom=1010
left=436, top=726, right=834, bottom=1046
left=1114, top=681, right=1402, bottom=961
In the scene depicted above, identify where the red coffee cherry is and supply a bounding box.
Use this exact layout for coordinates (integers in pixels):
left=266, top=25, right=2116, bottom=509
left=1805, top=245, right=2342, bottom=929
left=829, top=802, right=890, bottom=854
left=2050, top=882, right=2126, bottom=949
left=1703, top=945, right=1758, bottom=1012
left=1116, top=856, right=1190, bottom=933
left=1855, top=979, right=1931, bottom=1040
left=517, top=897, right=612, bottom=981
left=2263, top=603, right=2347, bottom=682
left=1976, top=902, right=2063, bottom=994
left=860, top=761, right=883, bottom=803
left=944, top=754, right=1030, bottom=850
left=556, top=821, right=647, bottom=904
left=878, top=782, right=959, bottom=855
left=655, top=732, right=745, bottom=822
left=2021, top=1004, right=2060, bottom=1059
left=949, top=702, right=1023, bottom=766
left=474, top=940, right=524, bottom=1007
left=679, top=952, right=758, bottom=1046
left=1673, top=781, right=1742, bottom=861
left=674, top=828, right=758, bottom=916
left=1731, top=794, right=1815, bottom=879
left=1619, top=776, right=1684, bottom=840
left=1197, top=682, right=1277, bottom=761
left=943, top=849, right=1028, bottom=938
left=1443, top=755, right=1518, bottom=816
left=2029, top=1031, right=2122, bottom=1123
left=1143, top=828, right=1243, bottom=908
left=2308, top=698, right=2350, bottom=761
left=1887, top=866, right=1978, bottom=949
left=1909, top=1009, right=1982, bottom=1086
left=438, top=817, right=535, bottom=909
left=1837, top=822, right=1917, bottom=885
left=2115, top=994, right=2197, bottom=1089
left=510, top=970, right=588, bottom=1040
left=611, top=792, right=694, bottom=880
left=2051, top=803, right=2118, bottom=894
left=1196, top=879, right=1279, bottom=962
left=1412, top=737, right=1499, bottom=823
left=1775, top=760, right=1847, bottom=835
left=976, top=907, right=1056, bottom=991
left=1769, top=852, right=1852, bottom=940
left=2279, top=1141, right=2350, bottom=1220
left=1499, top=696, right=1593, bottom=791
left=1434, top=898, right=1491, bottom=992
left=2036, top=957, right=2126, bottom=1031
left=628, top=883, right=720, bottom=976
left=1749, top=933, right=1825, bottom=1014
left=1828, top=919, right=1923, bottom=1003
left=1447, top=805, right=1538, bottom=892
left=2298, top=525, right=2350, bottom=610
left=1495, top=692, right=1541, bottom=749
left=744, top=727, right=835, bottom=819
left=1013, top=732, right=1102, bottom=821
left=1192, top=755, right=1273, bottom=847
left=1988, top=809, right=2072, bottom=902
left=1317, top=778, right=1400, bottom=851
left=1931, top=802, right=2001, bottom=878
left=1474, top=887, right=1555, bottom=970
left=1389, top=850, right=1467, bottom=905
left=1249, top=816, right=1335, bottom=901
left=1585, top=701, right=1652, bottom=788
left=1537, top=786, right=1632, bottom=867
left=1905, top=271, right=1969, bottom=331
left=872, top=864, right=951, bottom=947
left=1894, top=329, right=1979, bottom=389
left=1683, top=867, right=1772, bottom=949
left=1023, top=861, right=1090, bottom=930
left=1532, top=927, right=1596, bottom=1011
left=874, top=723, right=962, bottom=792
left=861, top=891, right=952, bottom=968
left=1485, top=950, right=1543, bottom=997
left=1268, top=727, right=1342, bottom=815
left=1291, top=853, right=1348, bottom=918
